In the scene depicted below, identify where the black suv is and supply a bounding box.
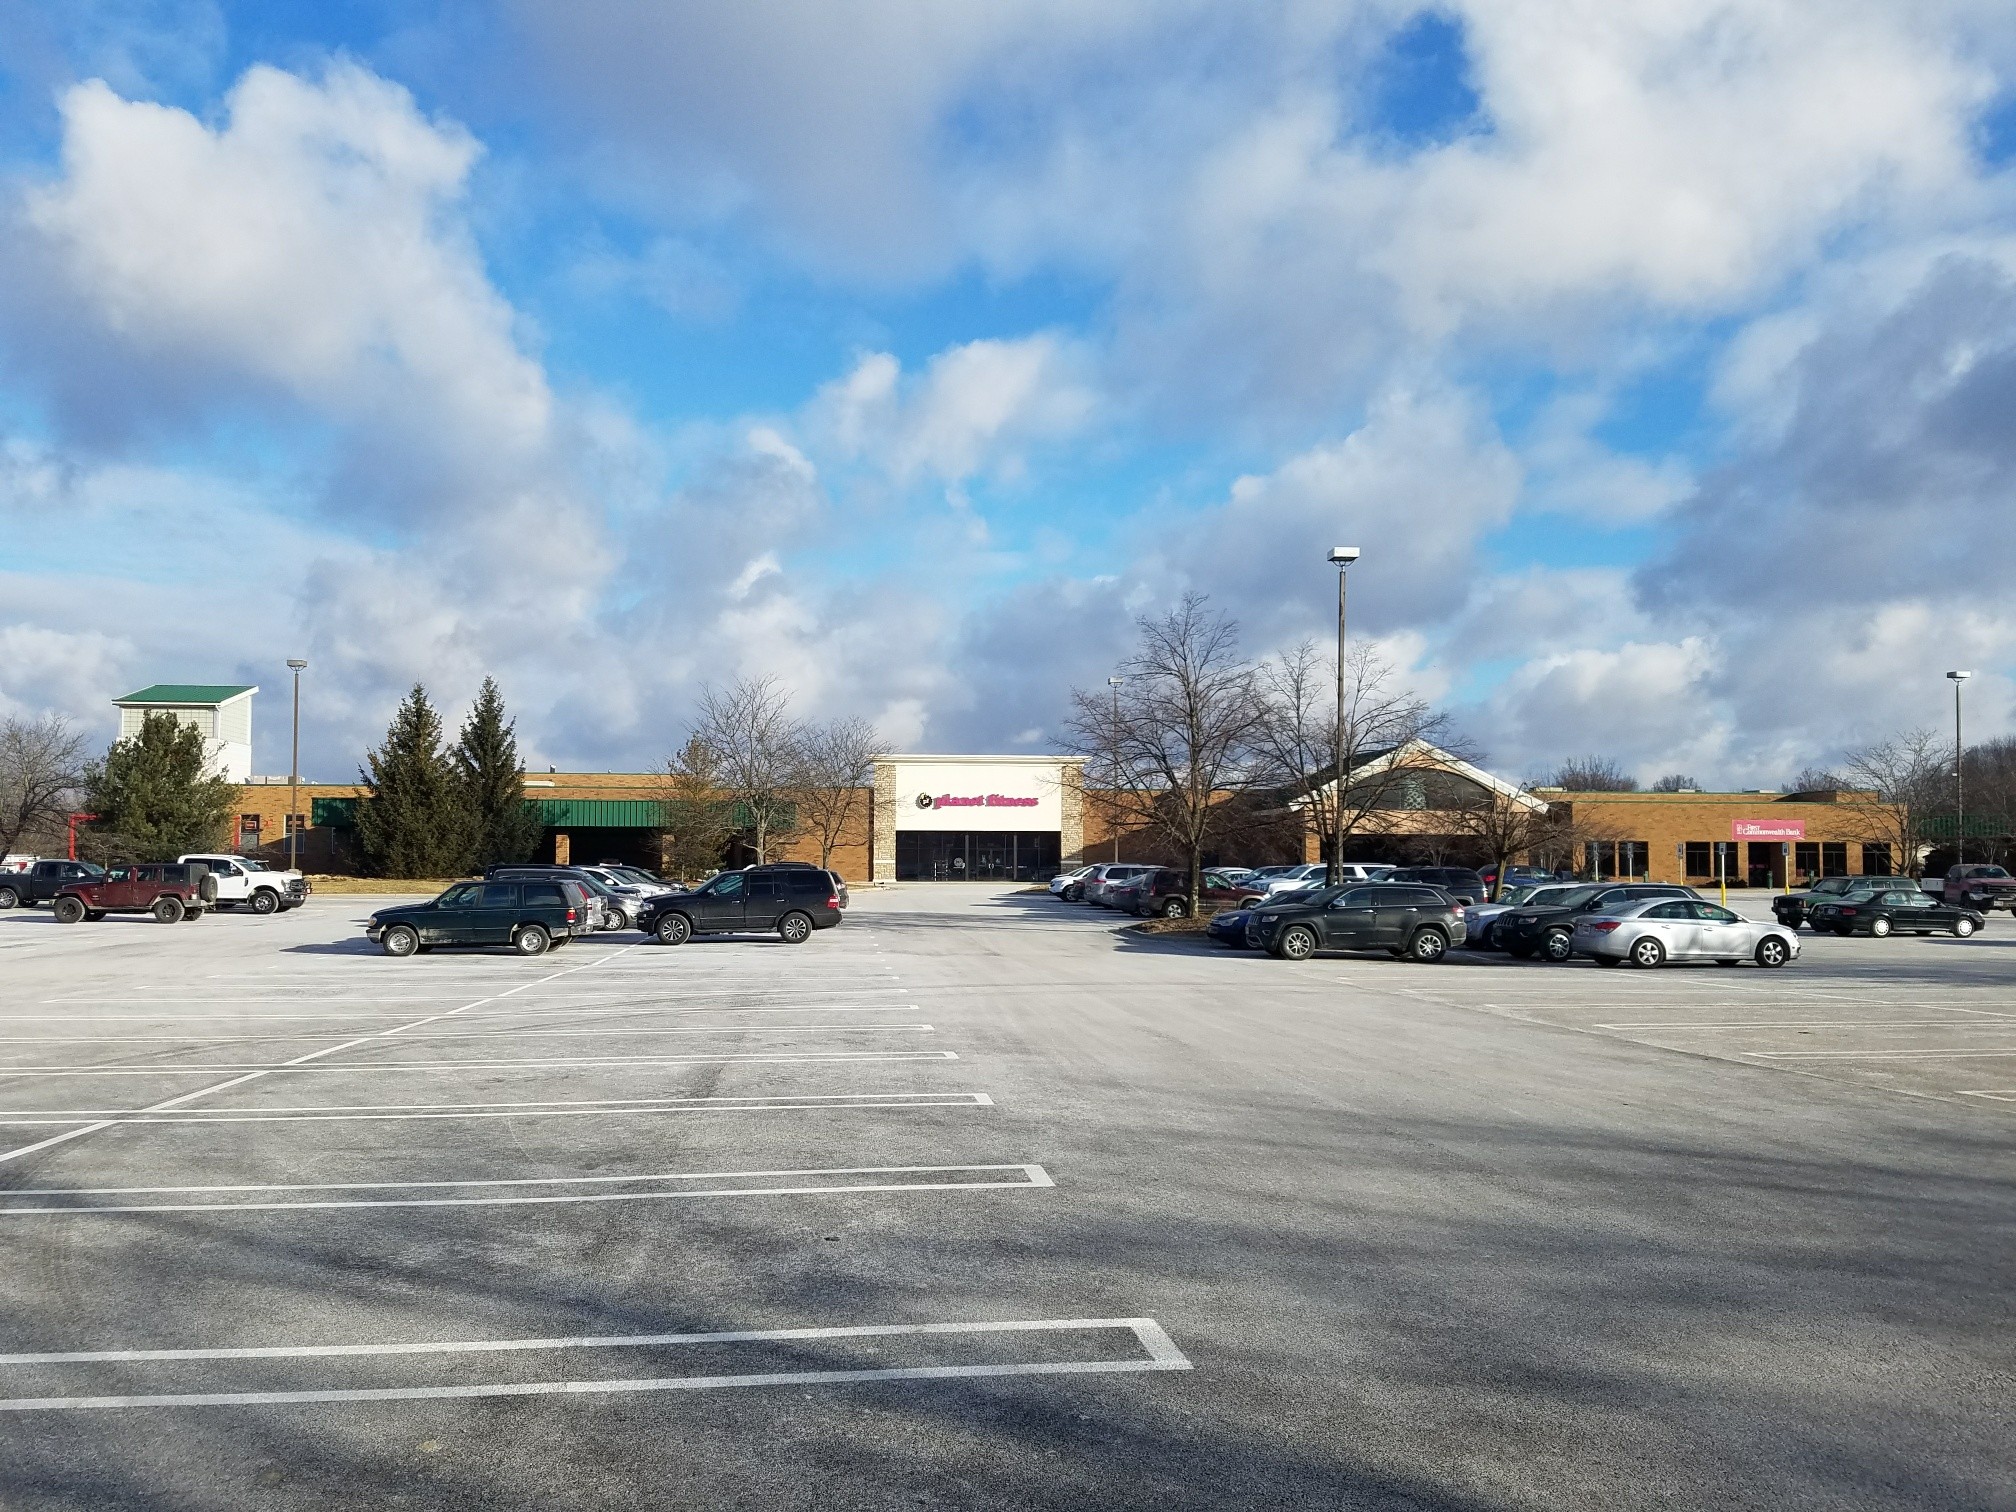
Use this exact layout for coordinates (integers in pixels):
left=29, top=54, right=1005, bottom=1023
left=1384, top=867, right=1487, bottom=904
left=486, top=865, right=643, bottom=931
left=1498, top=882, right=1697, bottom=962
left=0, top=860, right=105, bottom=910
left=365, top=877, right=594, bottom=957
left=641, top=864, right=843, bottom=946
left=1247, top=882, right=1468, bottom=962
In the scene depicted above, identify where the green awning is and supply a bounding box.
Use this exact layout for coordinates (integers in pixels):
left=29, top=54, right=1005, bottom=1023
left=532, top=799, right=664, bottom=828
left=311, top=797, right=358, bottom=827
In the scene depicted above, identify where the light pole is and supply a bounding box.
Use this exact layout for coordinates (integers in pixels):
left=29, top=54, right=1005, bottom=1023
left=286, top=658, right=308, bottom=872
left=1107, top=676, right=1124, bottom=862
left=1328, top=547, right=1361, bottom=886
left=1948, top=670, right=1971, bottom=867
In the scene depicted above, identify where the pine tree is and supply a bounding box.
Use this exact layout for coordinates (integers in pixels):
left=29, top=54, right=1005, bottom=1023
left=81, top=711, right=238, bottom=860
left=355, top=685, right=475, bottom=878
left=455, top=677, right=545, bottom=869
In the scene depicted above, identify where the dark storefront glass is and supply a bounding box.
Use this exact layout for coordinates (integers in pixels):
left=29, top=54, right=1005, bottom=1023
left=895, top=831, right=1061, bottom=881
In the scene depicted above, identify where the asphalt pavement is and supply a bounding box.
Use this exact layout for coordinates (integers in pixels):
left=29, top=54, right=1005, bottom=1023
left=0, top=885, right=2008, bottom=1510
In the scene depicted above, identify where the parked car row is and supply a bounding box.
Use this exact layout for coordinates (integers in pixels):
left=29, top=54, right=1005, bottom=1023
left=1050, top=860, right=1474, bottom=918
left=364, top=861, right=848, bottom=957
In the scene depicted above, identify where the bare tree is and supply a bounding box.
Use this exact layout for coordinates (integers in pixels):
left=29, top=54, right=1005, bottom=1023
left=687, top=676, right=806, bottom=864
left=657, top=736, right=739, bottom=881
left=1447, top=784, right=1622, bottom=896
left=1787, top=765, right=1845, bottom=794
left=1249, top=639, right=1456, bottom=882
left=1552, top=755, right=1639, bottom=792
left=1833, top=729, right=1948, bottom=877
left=1066, top=594, right=1261, bottom=913
left=0, top=715, right=89, bottom=863
left=793, top=715, right=880, bottom=870
left=1649, top=773, right=1700, bottom=793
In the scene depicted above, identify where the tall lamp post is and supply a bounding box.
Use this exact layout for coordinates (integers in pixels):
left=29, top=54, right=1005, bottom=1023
left=1947, top=670, right=1971, bottom=867
left=1107, top=676, right=1124, bottom=862
left=286, top=658, right=308, bottom=872
left=1327, top=547, right=1361, bottom=886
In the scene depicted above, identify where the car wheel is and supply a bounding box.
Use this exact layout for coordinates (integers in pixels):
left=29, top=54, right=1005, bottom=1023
left=1954, top=916, right=1977, bottom=937
left=1277, top=925, right=1317, bottom=961
left=514, top=923, right=552, bottom=956
left=52, top=896, right=86, bottom=924
left=1506, top=942, right=1536, bottom=960
left=1627, top=936, right=1666, bottom=968
left=1063, top=885, right=1083, bottom=901
left=250, top=889, right=279, bottom=915
left=1406, top=928, right=1448, bottom=963
left=1755, top=936, right=1791, bottom=968
left=1833, top=926, right=1853, bottom=937
left=654, top=912, right=692, bottom=946
left=182, top=906, right=205, bottom=920
left=153, top=896, right=185, bottom=924
left=381, top=924, right=419, bottom=958
left=1542, top=929, right=1574, bottom=963
left=0, top=887, right=19, bottom=910
left=1870, top=916, right=1892, bottom=937
left=1160, top=897, right=1188, bottom=919
left=778, top=911, right=813, bottom=945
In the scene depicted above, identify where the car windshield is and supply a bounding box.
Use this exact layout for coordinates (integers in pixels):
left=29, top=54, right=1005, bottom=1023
left=1494, top=885, right=1545, bottom=905
left=436, top=883, right=481, bottom=907
left=238, top=859, right=271, bottom=871
left=1533, top=886, right=1606, bottom=910
left=1968, top=866, right=2011, bottom=878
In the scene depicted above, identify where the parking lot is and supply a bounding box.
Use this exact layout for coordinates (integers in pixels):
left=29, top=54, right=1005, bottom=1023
left=0, top=885, right=2010, bottom=1510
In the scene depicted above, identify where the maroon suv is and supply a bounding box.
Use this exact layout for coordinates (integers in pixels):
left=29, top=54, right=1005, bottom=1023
left=53, top=863, right=217, bottom=924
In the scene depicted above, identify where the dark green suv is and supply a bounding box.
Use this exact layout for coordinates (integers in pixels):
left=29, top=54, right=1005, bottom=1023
left=1247, top=883, right=1468, bottom=962
left=365, top=878, right=591, bottom=957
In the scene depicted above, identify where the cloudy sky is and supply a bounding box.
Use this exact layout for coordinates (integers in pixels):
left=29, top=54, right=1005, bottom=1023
left=2, top=1, right=2013, bottom=785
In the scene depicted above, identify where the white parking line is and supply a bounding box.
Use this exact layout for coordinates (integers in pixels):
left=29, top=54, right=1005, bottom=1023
left=0, top=1006, right=922, bottom=1022
left=1744, top=1048, right=2016, bottom=1059
left=0, top=1316, right=1190, bottom=1411
left=0, top=1162, right=1055, bottom=1214
left=0, top=1025, right=936, bottom=1044
left=0, top=1051, right=959, bottom=1077
left=1594, top=1020, right=2016, bottom=1031
left=0, top=1091, right=997, bottom=1126
left=1955, top=1089, right=2016, bottom=1102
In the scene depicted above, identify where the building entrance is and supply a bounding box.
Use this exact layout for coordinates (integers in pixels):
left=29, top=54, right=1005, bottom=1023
left=894, top=830, right=1060, bottom=882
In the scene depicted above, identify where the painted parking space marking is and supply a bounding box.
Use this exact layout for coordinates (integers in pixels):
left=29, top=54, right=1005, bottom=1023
left=0, top=1025, right=937, bottom=1044
left=0, top=1161, right=1055, bottom=1214
left=0, top=1051, right=960, bottom=1076
left=0, top=1090, right=997, bottom=1126
left=0, top=1317, right=1189, bottom=1412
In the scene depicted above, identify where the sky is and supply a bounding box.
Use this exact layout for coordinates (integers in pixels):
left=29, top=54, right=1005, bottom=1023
left=2, top=0, right=2014, bottom=786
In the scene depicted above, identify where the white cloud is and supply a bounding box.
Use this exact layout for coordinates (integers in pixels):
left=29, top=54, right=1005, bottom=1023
left=811, top=334, right=1097, bottom=486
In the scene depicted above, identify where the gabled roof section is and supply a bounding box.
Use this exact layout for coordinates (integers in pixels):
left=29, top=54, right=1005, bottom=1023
left=1308, top=738, right=1548, bottom=812
left=114, top=684, right=257, bottom=706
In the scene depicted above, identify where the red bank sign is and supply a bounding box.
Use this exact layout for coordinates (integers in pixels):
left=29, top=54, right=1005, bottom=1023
left=916, top=793, right=1040, bottom=810
left=1732, top=819, right=1805, bottom=841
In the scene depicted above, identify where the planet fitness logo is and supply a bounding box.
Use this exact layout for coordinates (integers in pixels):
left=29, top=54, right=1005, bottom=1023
left=915, top=792, right=935, bottom=809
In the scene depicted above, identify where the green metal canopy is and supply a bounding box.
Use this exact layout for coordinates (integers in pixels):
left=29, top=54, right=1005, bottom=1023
left=531, top=799, right=665, bottom=828
left=113, top=684, right=256, bottom=705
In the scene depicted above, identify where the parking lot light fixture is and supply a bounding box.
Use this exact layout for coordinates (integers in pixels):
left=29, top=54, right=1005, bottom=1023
left=1948, top=671, right=1972, bottom=865
left=286, top=659, right=308, bottom=872
left=1327, top=548, right=1360, bottom=887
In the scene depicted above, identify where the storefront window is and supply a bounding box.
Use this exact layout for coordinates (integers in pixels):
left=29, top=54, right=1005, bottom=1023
left=895, top=831, right=1062, bottom=882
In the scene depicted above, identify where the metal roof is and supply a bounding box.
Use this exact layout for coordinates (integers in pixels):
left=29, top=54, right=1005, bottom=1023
left=532, top=799, right=664, bottom=827
left=114, top=684, right=257, bottom=706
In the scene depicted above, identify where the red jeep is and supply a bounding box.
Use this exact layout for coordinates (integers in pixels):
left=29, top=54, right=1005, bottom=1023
left=52, top=863, right=218, bottom=924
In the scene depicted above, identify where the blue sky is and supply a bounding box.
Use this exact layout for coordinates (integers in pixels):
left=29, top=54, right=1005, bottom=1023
left=2, top=1, right=2014, bottom=786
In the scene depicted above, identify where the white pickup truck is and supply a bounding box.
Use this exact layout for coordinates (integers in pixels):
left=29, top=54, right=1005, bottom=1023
left=178, top=854, right=310, bottom=914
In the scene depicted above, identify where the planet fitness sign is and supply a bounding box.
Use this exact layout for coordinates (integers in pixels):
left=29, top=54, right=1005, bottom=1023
left=915, top=792, right=1041, bottom=810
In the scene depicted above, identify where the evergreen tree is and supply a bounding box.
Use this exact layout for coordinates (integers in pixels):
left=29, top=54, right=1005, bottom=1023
left=455, top=677, right=545, bottom=869
left=80, top=712, right=238, bottom=860
left=355, top=685, right=475, bottom=878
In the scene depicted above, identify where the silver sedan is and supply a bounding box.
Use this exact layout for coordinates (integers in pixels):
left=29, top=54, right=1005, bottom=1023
left=1572, top=898, right=1801, bottom=968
